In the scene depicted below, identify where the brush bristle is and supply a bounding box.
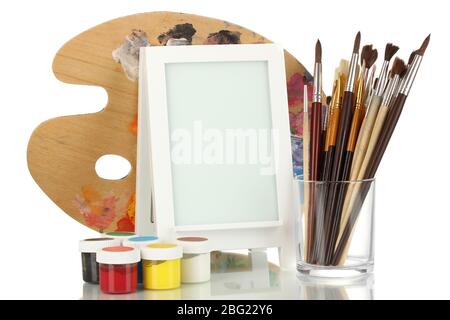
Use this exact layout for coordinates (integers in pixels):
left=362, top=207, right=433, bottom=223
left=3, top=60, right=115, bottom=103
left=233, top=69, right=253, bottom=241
left=367, top=48, right=378, bottom=69
left=361, top=45, right=378, bottom=70
left=326, top=96, right=332, bottom=106
left=408, top=50, right=417, bottom=65
left=315, top=39, right=322, bottom=63
left=384, top=43, right=399, bottom=61
left=353, top=31, right=361, bottom=54
left=360, top=45, right=372, bottom=65
left=416, top=34, right=431, bottom=56
left=391, top=57, right=407, bottom=77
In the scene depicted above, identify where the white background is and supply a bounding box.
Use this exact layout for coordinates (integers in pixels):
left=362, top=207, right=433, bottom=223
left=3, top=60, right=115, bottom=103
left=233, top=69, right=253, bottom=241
left=0, top=0, right=448, bottom=299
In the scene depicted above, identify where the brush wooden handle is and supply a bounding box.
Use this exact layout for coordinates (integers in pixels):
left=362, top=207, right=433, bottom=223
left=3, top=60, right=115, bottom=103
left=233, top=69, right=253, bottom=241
left=366, top=94, right=408, bottom=178
left=321, top=91, right=353, bottom=263
left=334, top=93, right=410, bottom=265
left=336, top=103, right=389, bottom=265
left=325, top=151, right=354, bottom=264
left=331, top=91, right=354, bottom=181
left=307, top=101, right=322, bottom=263
left=349, top=95, right=382, bottom=180
left=303, top=113, right=310, bottom=260
left=339, top=96, right=382, bottom=231
left=333, top=181, right=371, bottom=265
left=358, top=104, right=389, bottom=180
left=310, top=102, right=322, bottom=180
left=350, top=118, right=366, bottom=175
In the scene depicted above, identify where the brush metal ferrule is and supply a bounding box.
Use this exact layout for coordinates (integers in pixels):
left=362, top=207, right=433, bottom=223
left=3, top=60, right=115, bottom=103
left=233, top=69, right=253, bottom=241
left=312, top=62, right=322, bottom=103
left=355, top=73, right=365, bottom=109
left=382, top=75, right=399, bottom=106
left=345, top=53, right=359, bottom=92
left=374, top=60, right=389, bottom=96
left=322, top=105, right=329, bottom=130
left=363, top=68, right=370, bottom=87
left=392, top=76, right=403, bottom=100
left=365, top=85, right=373, bottom=108
left=399, top=54, right=423, bottom=96
left=364, top=94, right=373, bottom=117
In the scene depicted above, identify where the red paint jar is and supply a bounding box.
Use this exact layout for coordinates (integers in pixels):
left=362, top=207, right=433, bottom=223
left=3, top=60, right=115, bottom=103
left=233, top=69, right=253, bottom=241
left=96, top=246, right=140, bottom=294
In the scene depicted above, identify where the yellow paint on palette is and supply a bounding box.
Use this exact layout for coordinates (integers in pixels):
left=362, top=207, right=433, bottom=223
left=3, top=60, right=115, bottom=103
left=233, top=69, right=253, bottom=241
left=141, top=243, right=182, bottom=290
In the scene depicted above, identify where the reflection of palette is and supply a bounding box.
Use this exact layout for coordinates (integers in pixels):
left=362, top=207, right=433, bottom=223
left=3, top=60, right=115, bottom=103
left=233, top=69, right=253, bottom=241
left=27, top=12, right=312, bottom=232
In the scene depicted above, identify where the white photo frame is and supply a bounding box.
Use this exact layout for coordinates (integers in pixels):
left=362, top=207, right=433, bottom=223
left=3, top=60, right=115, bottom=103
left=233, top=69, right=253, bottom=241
left=136, top=44, right=297, bottom=268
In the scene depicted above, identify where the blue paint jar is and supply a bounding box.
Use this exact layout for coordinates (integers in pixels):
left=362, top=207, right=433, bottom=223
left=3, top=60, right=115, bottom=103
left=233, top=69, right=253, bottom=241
left=123, top=236, right=159, bottom=283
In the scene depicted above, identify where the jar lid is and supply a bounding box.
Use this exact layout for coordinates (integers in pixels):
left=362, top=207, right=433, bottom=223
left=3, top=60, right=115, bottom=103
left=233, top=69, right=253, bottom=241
left=141, top=243, right=182, bottom=261
left=79, top=237, right=121, bottom=253
left=176, top=237, right=210, bottom=254
left=96, top=246, right=140, bottom=265
left=123, top=236, right=159, bottom=248
left=102, top=231, right=136, bottom=240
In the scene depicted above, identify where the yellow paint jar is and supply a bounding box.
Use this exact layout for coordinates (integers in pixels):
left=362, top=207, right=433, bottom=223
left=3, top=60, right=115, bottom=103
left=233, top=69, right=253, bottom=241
left=141, top=243, right=182, bottom=290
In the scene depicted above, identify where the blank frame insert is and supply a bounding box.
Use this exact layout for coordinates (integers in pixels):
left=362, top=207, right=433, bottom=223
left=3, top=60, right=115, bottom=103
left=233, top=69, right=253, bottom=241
left=164, top=61, right=279, bottom=226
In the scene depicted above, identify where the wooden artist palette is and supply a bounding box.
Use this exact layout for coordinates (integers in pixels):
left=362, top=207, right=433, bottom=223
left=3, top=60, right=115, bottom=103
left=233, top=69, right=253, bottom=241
left=27, top=11, right=312, bottom=232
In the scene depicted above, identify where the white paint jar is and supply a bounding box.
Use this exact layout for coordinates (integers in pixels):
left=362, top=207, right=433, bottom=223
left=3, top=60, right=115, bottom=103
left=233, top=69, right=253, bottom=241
left=176, top=237, right=211, bottom=283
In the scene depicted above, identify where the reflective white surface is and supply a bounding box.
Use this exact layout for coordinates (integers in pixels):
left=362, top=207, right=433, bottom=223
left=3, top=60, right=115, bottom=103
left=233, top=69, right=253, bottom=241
left=2, top=0, right=449, bottom=300
left=81, top=250, right=374, bottom=300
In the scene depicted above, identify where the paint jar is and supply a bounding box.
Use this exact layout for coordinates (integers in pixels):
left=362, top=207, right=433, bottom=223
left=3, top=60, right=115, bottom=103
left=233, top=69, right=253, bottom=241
left=96, top=246, right=140, bottom=294
left=123, top=236, right=159, bottom=283
left=79, top=237, right=120, bottom=284
left=103, top=231, right=136, bottom=244
left=177, top=237, right=211, bottom=283
left=141, top=244, right=182, bottom=290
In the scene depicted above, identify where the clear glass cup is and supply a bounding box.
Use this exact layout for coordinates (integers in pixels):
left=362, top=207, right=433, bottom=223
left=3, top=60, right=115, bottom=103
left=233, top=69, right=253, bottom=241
left=293, top=178, right=375, bottom=278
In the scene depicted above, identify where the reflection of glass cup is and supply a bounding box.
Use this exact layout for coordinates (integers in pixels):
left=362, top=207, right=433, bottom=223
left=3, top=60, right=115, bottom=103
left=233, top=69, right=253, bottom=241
left=294, top=179, right=375, bottom=278
left=298, top=274, right=374, bottom=300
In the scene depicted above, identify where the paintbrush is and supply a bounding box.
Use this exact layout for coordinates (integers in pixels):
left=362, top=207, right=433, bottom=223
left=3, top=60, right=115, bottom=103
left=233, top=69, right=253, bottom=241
left=326, top=67, right=366, bottom=262
left=332, top=35, right=430, bottom=265
left=322, top=32, right=361, bottom=263
left=352, top=65, right=376, bottom=175
left=312, top=77, right=342, bottom=263
left=351, top=45, right=378, bottom=174
left=349, top=43, right=398, bottom=182
left=362, top=46, right=378, bottom=116
left=302, top=77, right=311, bottom=261
left=367, top=35, right=430, bottom=180
left=361, top=45, right=378, bottom=91
left=330, top=32, right=361, bottom=181
left=337, top=58, right=407, bottom=259
left=318, top=96, right=332, bottom=180
left=321, top=78, right=342, bottom=182
left=358, top=58, right=407, bottom=182
left=305, top=40, right=323, bottom=262
left=310, top=39, right=323, bottom=183
left=336, top=47, right=400, bottom=261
